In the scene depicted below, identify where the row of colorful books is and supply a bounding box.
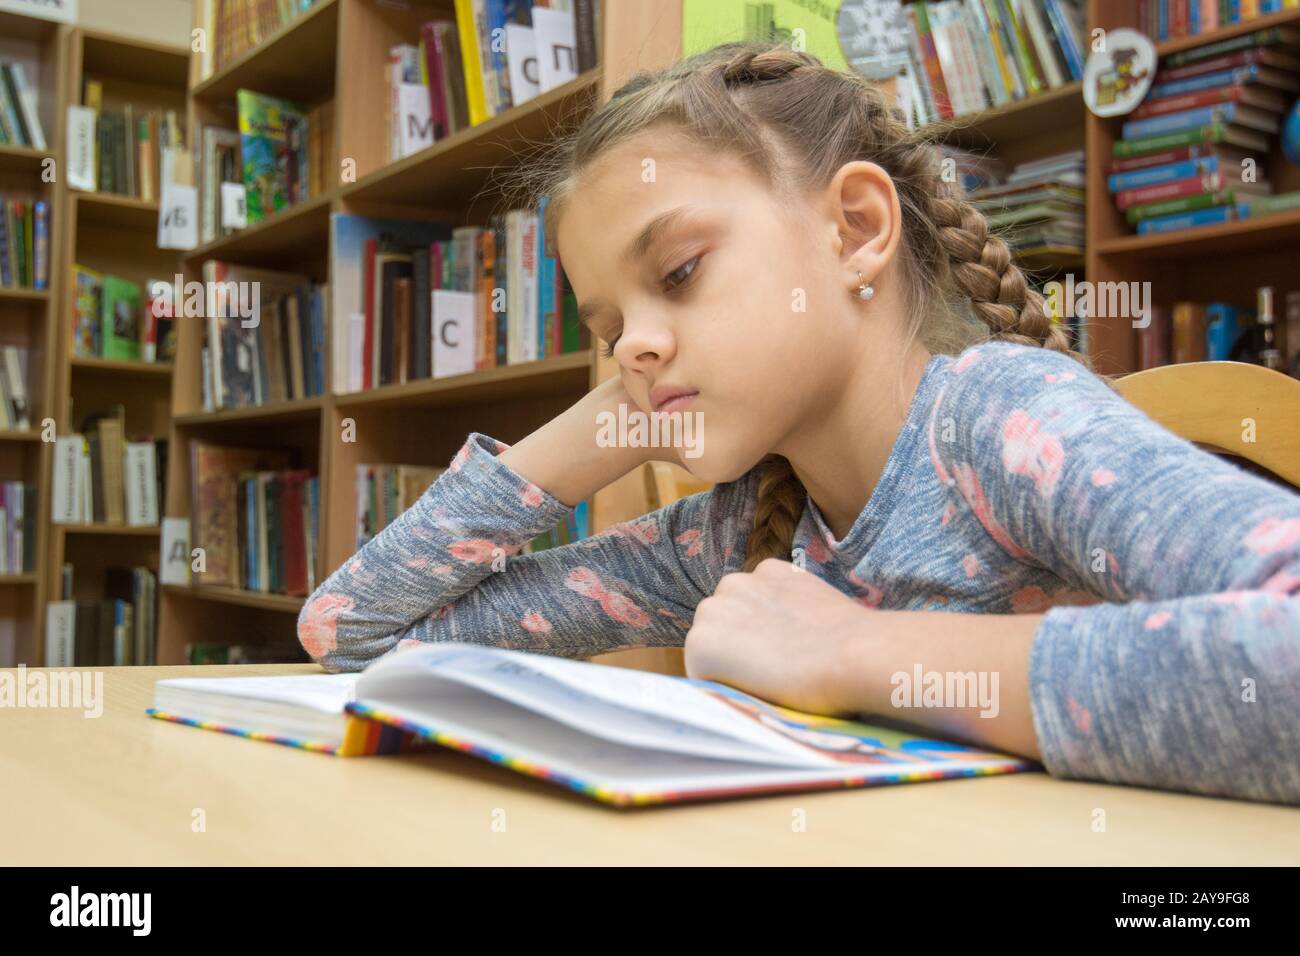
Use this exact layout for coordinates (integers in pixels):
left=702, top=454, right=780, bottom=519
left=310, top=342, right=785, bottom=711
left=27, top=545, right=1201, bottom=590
left=1138, top=0, right=1300, bottom=42
left=330, top=211, right=585, bottom=395
left=194, top=0, right=323, bottom=81
left=1136, top=287, right=1300, bottom=375
left=387, top=0, right=599, bottom=162
left=0, top=197, right=48, bottom=290
left=198, top=92, right=333, bottom=242
left=897, top=0, right=1086, bottom=128
left=70, top=267, right=177, bottom=363
left=79, top=77, right=184, bottom=200
left=0, top=345, right=31, bottom=432
left=190, top=442, right=319, bottom=596
left=0, top=482, right=35, bottom=576
left=1107, top=25, right=1300, bottom=235
left=49, top=406, right=165, bottom=527
left=0, top=59, right=46, bottom=149
left=199, top=261, right=327, bottom=411
left=44, top=567, right=158, bottom=666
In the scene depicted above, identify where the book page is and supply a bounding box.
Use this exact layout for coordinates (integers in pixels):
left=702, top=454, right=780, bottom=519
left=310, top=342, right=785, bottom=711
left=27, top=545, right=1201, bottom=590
left=154, top=674, right=357, bottom=714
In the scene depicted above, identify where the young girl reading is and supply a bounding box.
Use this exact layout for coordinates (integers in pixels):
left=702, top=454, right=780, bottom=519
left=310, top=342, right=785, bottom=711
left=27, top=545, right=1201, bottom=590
left=299, top=44, right=1300, bottom=805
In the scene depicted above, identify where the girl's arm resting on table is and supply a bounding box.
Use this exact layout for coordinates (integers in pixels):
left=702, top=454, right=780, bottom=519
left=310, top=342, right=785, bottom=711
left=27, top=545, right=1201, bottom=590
left=297, top=431, right=747, bottom=673
left=933, top=342, right=1300, bottom=805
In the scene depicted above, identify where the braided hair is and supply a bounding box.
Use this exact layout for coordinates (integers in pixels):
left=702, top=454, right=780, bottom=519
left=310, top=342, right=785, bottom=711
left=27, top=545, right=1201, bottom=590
left=510, top=41, right=1109, bottom=571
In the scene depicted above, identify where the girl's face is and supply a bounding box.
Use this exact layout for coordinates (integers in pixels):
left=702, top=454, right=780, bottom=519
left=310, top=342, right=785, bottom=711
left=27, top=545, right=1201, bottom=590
left=557, top=128, right=877, bottom=483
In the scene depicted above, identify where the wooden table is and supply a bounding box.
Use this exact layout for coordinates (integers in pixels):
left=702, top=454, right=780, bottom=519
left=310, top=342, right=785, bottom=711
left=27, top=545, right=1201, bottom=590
left=2, top=664, right=1296, bottom=865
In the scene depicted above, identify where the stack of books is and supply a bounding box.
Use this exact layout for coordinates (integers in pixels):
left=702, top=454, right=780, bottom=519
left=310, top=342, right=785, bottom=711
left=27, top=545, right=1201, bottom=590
left=1108, top=26, right=1300, bottom=236
left=50, top=406, right=165, bottom=528
left=965, top=150, right=1086, bottom=261
left=44, top=568, right=159, bottom=666
left=1137, top=0, right=1300, bottom=43
left=0, top=59, right=47, bottom=149
left=330, top=210, right=586, bottom=395
left=69, top=268, right=176, bottom=363
left=190, top=442, right=320, bottom=597
left=894, top=0, right=1086, bottom=128
left=0, top=345, right=31, bottom=432
left=0, top=482, right=35, bottom=576
left=80, top=79, right=183, bottom=200
left=198, top=261, right=327, bottom=411
left=194, top=0, right=324, bottom=81
left=386, top=1, right=599, bottom=162
left=0, top=198, right=49, bottom=290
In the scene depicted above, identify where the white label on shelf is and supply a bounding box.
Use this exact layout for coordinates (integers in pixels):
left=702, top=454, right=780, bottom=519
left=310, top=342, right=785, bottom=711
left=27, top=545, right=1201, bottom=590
left=220, top=181, right=247, bottom=230
left=0, top=0, right=77, bottom=24
left=158, top=184, right=198, bottom=250
left=532, top=7, right=578, bottom=93
left=66, top=106, right=96, bottom=191
left=159, top=517, right=192, bottom=587
left=432, top=290, right=476, bottom=379
left=505, top=24, right=539, bottom=108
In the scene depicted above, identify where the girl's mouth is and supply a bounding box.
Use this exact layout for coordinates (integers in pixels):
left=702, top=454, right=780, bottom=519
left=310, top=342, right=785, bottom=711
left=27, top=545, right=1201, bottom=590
left=651, top=387, right=700, bottom=414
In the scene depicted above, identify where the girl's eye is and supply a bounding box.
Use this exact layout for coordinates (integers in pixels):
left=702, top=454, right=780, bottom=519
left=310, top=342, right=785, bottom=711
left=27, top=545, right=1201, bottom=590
left=663, top=255, right=701, bottom=291
left=599, top=336, right=620, bottom=358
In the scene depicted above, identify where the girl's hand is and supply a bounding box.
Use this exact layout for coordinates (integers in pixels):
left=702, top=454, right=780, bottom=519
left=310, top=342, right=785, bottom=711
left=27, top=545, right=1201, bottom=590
left=684, top=558, right=886, bottom=717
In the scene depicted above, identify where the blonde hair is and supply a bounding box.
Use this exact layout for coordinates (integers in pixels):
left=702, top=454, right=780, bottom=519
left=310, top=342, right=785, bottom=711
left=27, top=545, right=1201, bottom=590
left=510, top=41, right=1111, bottom=571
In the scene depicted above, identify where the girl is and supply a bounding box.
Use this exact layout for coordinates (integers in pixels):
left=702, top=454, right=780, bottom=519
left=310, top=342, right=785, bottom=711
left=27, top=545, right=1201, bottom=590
left=299, top=43, right=1300, bottom=806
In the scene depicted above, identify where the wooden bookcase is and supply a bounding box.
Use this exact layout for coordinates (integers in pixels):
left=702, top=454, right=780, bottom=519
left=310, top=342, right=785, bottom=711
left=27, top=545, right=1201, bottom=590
left=1087, top=0, right=1300, bottom=374
left=38, top=30, right=189, bottom=662
left=0, top=9, right=65, bottom=667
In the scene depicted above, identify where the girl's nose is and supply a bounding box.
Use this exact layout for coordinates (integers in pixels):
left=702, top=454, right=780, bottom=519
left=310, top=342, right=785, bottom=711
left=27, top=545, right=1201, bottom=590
left=615, top=318, right=676, bottom=372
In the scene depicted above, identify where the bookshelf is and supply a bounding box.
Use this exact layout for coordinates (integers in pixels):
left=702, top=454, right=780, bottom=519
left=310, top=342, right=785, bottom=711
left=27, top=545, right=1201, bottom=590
left=37, top=29, right=189, bottom=664
left=1086, top=0, right=1300, bottom=375
left=0, top=7, right=64, bottom=667
left=151, top=0, right=604, bottom=664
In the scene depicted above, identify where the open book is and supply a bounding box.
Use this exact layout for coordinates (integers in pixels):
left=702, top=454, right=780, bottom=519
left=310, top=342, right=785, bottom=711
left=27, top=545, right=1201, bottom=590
left=148, top=643, right=1031, bottom=806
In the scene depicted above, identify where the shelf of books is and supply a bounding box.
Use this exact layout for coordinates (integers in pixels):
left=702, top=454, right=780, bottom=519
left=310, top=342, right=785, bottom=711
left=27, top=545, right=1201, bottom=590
left=0, top=7, right=61, bottom=669
left=1087, top=0, right=1300, bottom=376
left=147, top=0, right=603, bottom=665
left=41, top=29, right=189, bottom=671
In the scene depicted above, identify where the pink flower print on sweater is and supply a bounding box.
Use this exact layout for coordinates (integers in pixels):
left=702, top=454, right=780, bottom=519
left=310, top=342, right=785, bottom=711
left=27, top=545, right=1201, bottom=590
left=299, top=593, right=355, bottom=657
left=519, top=482, right=545, bottom=508
left=564, top=567, right=650, bottom=628
left=847, top=569, right=885, bottom=609
left=606, top=519, right=659, bottom=545
left=675, top=528, right=704, bottom=558
left=449, top=538, right=501, bottom=564
left=1002, top=410, right=1065, bottom=498
left=1243, top=516, right=1300, bottom=556
left=448, top=443, right=471, bottom=473
left=520, top=611, right=553, bottom=633
left=952, top=462, right=1030, bottom=559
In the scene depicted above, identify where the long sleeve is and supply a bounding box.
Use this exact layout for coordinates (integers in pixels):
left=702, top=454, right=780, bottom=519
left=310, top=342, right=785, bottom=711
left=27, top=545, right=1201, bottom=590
left=297, top=433, right=751, bottom=673
left=933, top=341, right=1300, bottom=804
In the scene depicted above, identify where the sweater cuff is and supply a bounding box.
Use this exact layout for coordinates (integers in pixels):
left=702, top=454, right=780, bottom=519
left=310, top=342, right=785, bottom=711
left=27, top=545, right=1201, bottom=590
left=425, top=432, right=573, bottom=543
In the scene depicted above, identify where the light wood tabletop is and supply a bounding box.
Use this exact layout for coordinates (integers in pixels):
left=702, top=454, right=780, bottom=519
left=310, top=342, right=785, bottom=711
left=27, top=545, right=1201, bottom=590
left=1, top=663, right=1296, bottom=865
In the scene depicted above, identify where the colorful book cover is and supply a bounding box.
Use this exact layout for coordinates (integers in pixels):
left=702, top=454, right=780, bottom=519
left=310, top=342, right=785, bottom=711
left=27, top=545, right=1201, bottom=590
left=100, top=275, right=142, bottom=361
left=72, top=265, right=103, bottom=357
left=237, top=89, right=309, bottom=225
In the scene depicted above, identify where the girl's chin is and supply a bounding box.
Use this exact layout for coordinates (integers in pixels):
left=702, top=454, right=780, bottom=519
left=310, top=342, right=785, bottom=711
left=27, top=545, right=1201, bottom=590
left=671, top=448, right=767, bottom=486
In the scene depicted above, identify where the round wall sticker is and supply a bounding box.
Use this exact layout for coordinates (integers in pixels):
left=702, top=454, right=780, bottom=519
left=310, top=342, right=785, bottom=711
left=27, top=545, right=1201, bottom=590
left=1083, top=27, right=1157, bottom=117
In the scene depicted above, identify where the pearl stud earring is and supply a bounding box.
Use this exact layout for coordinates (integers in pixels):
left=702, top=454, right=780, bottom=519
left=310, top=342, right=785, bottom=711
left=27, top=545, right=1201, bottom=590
left=856, top=271, right=875, bottom=301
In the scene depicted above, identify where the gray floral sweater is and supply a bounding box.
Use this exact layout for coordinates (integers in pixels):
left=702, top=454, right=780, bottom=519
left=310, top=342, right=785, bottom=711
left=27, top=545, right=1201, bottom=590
left=298, top=341, right=1300, bottom=805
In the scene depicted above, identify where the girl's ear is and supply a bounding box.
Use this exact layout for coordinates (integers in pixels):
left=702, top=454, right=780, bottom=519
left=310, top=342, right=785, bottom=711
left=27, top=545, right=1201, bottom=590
left=825, top=160, right=903, bottom=290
